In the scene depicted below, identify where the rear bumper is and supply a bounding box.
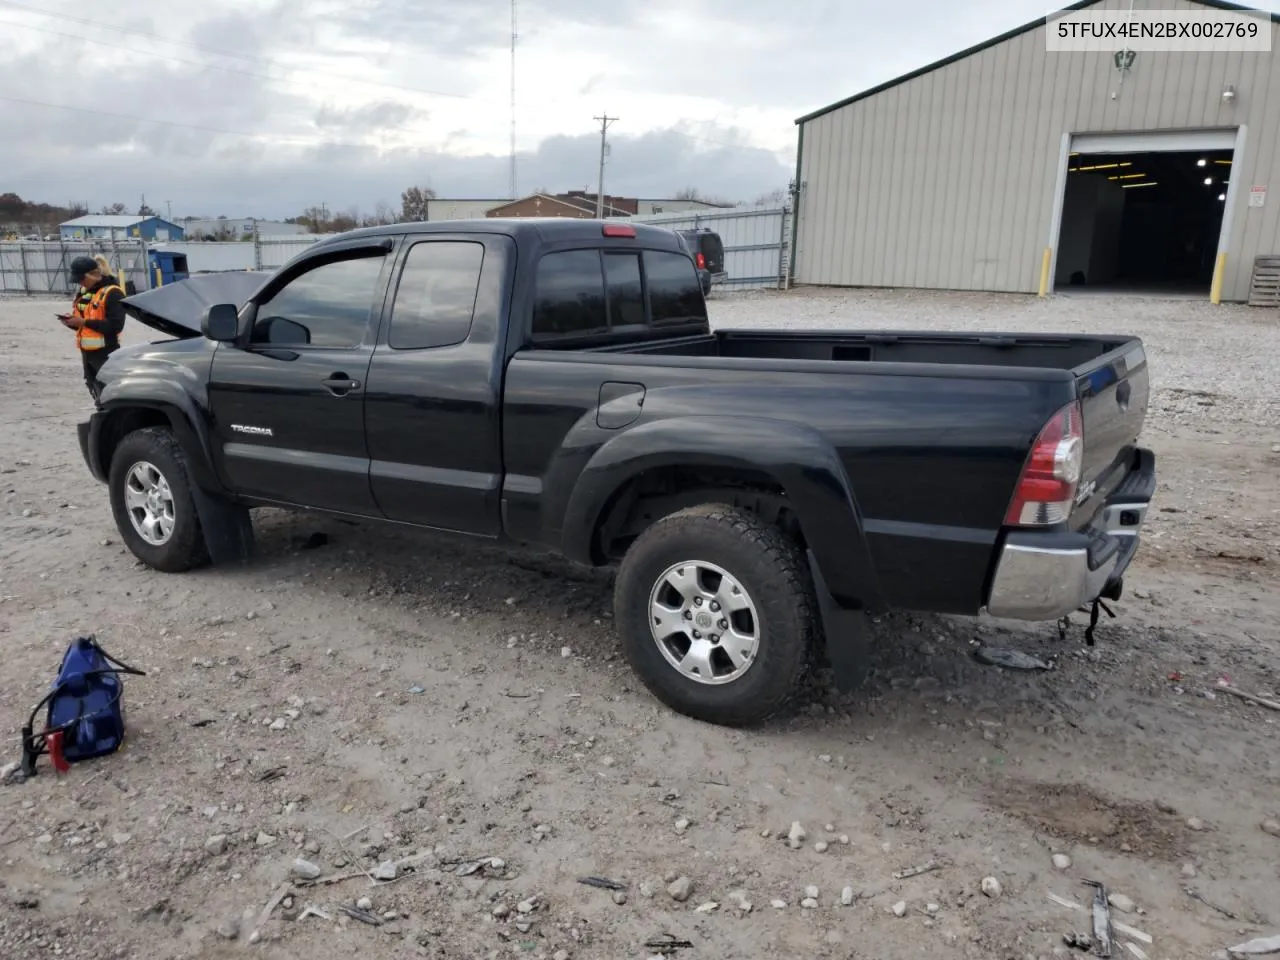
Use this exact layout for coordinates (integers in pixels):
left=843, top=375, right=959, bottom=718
left=985, top=447, right=1154, bottom=621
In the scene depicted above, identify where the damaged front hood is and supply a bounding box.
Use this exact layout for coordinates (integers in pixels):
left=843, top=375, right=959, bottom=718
left=123, top=272, right=268, bottom=340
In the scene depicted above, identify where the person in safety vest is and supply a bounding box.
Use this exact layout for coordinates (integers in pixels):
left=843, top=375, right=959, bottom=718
left=59, top=256, right=126, bottom=402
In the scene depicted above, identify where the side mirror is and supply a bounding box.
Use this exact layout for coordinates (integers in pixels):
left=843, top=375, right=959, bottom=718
left=201, top=303, right=240, bottom=342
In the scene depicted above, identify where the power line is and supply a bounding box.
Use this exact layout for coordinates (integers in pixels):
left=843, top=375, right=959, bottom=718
left=0, top=94, right=345, bottom=146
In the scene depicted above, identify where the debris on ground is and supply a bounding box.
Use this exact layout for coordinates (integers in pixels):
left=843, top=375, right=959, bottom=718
left=894, top=860, right=944, bottom=880
left=1084, top=880, right=1114, bottom=958
left=1227, top=934, right=1280, bottom=956
left=339, top=904, right=383, bottom=926
left=973, top=646, right=1051, bottom=671
left=577, top=876, right=626, bottom=891
left=981, top=877, right=1003, bottom=899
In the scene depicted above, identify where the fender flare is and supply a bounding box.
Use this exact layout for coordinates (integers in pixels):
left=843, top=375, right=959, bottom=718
left=96, top=380, right=223, bottom=495
left=560, top=415, right=884, bottom=611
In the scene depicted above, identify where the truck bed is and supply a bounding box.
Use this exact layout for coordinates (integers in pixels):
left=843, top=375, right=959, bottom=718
left=596, top=328, right=1137, bottom=375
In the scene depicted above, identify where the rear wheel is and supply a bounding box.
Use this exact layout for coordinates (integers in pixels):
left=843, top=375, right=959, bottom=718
left=614, top=504, right=815, bottom=726
left=108, top=427, right=210, bottom=573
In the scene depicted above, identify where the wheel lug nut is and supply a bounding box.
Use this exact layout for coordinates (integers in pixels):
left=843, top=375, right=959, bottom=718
left=692, top=631, right=701, bottom=639
left=718, top=619, right=727, bottom=630
left=710, top=602, right=720, bottom=612
left=694, top=597, right=703, bottom=606
left=711, top=634, right=720, bottom=643
left=684, top=611, right=693, bottom=620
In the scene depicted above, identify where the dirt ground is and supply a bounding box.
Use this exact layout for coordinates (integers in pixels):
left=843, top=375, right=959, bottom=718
left=1, top=288, right=1277, bottom=960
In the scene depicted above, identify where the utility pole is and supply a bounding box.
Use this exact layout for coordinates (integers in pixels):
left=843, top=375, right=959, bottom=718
left=165, top=199, right=172, bottom=221
left=509, top=0, right=517, bottom=200
left=593, top=113, right=617, bottom=218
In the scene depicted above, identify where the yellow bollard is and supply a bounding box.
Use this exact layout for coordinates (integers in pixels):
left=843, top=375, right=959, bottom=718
left=1038, top=248, right=1052, bottom=297
left=155, top=266, right=163, bottom=288
left=1209, top=252, right=1226, bottom=304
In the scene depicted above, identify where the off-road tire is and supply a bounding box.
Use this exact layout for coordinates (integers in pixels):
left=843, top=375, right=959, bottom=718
left=614, top=504, right=816, bottom=726
left=108, top=427, right=210, bottom=573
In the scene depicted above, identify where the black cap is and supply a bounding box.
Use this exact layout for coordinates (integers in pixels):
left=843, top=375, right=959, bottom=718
left=69, top=256, right=100, bottom=282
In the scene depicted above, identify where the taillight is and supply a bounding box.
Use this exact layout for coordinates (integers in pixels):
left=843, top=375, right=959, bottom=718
left=695, top=252, right=706, bottom=269
left=1004, top=400, right=1084, bottom=526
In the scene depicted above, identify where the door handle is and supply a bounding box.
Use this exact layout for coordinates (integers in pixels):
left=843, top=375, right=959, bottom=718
left=322, top=373, right=361, bottom=397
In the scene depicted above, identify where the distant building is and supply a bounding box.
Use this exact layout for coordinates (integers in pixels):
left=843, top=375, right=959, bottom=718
left=486, top=191, right=735, bottom=219
left=424, top=198, right=514, bottom=221
left=634, top=198, right=734, bottom=215
left=60, top=215, right=186, bottom=242
left=180, top=217, right=310, bottom=239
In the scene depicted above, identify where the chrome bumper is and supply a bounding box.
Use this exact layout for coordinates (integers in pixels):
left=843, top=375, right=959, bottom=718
left=985, top=501, right=1147, bottom=621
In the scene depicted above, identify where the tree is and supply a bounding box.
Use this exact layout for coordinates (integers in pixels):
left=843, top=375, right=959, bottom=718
left=400, top=185, right=436, bottom=221
left=101, top=202, right=128, bottom=215
left=138, top=202, right=156, bottom=217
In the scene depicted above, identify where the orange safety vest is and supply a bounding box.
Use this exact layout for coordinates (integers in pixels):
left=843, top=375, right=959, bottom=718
left=73, top=282, right=124, bottom=352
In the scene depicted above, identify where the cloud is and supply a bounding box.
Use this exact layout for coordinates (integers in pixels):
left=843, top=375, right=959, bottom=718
left=4, top=0, right=1280, bottom=217
left=314, top=100, right=424, bottom=132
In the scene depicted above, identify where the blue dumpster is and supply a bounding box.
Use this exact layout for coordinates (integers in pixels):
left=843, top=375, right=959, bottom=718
left=148, top=250, right=190, bottom=287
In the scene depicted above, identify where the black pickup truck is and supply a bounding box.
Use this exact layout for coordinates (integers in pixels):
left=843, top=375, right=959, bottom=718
left=77, top=219, right=1155, bottom=727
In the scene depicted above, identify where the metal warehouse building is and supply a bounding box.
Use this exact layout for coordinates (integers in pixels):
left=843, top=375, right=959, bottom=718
left=790, top=0, right=1280, bottom=303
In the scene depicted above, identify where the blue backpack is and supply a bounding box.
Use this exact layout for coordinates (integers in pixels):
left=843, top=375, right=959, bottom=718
left=20, top=636, right=145, bottom=778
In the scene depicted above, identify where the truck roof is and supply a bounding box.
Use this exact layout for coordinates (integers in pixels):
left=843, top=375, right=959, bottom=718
left=310, top=218, right=686, bottom=253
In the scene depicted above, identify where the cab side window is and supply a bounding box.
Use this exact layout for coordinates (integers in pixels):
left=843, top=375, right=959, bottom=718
left=388, top=241, right=486, bottom=350
left=252, top=255, right=385, bottom=348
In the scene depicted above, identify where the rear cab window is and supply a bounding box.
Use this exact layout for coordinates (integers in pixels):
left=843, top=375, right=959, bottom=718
left=531, top=245, right=707, bottom=342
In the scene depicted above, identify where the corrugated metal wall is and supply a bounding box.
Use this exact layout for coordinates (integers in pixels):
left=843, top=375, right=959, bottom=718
left=0, top=240, right=151, bottom=294
left=794, top=0, right=1280, bottom=301
left=630, top=205, right=790, bottom=289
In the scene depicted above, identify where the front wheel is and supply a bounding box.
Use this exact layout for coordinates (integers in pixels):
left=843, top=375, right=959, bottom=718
left=108, top=427, right=210, bottom=573
left=613, top=504, right=816, bottom=726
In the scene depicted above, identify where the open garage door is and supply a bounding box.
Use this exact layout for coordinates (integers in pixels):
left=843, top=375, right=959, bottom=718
left=1050, top=129, right=1241, bottom=298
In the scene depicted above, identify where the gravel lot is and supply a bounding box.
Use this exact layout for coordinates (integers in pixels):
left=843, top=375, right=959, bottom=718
left=1, top=288, right=1277, bottom=960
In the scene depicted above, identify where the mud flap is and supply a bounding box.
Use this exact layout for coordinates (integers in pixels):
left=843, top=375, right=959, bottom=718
left=806, top=549, right=872, bottom=693
left=190, top=485, right=255, bottom=565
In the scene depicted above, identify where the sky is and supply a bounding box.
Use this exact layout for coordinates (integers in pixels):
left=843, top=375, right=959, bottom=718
left=1, top=0, right=1278, bottom=219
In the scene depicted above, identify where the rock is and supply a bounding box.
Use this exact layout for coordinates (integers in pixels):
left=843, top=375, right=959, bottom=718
left=256, top=832, right=277, bottom=847
left=1052, top=853, right=1072, bottom=870
left=612, top=891, right=627, bottom=906
left=304, top=840, right=321, bottom=855
left=674, top=818, right=690, bottom=835
left=561, top=646, right=572, bottom=658
left=1227, top=935, right=1280, bottom=956
left=639, top=881, right=656, bottom=898
left=667, top=877, right=693, bottom=903
left=824, top=823, right=835, bottom=832
left=205, top=835, right=228, bottom=855
left=291, top=859, right=322, bottom=881
left=492, top=904, right=510, bottom=918
left=840, top=886, right=855, bottom=906
left=355, top=897, right=373, bottom=911
left=695, top=901, right=718, bottom=913
left=202, top=806, right=219, bottom=819
left=788, top=821, right=806, bottom=843
left=1186, top=817, right=1206, bottom=831
left=269, top=718, right=287, bottom=732
left=1181, top=863, right=1198, bottom=878
left=926, top=902, right=939, bottom=914
left=1262, top=819, right=1280, bottom=838
left=801, top=898, right=818, bottom=909
left=35, top=834, right=52, bottom=844
left=770, top=899, right=787, bottom=909
left=515, top=920, right=533, bottom=934
left=554, top=952, right=570, bottom=960
left=517, top=899, right=537, bottom=914
left=838, top=834, right=850, bottom=845
left=1107, top=893, right=1135, bottom=914
left=728, top=890, right=752, bottom=913
left=981, top=877, right=1003, bottom=899
left=814, top=841, right=829, bottom=853
left=215, top=917, right=240, bottom=940
left=804, top=885, right=819, bottom=900
left=373, top=861, right=398, bottom=881
left=892, top=900, right=908, bottom=917
left=113, top=832, right=131, bottom=846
